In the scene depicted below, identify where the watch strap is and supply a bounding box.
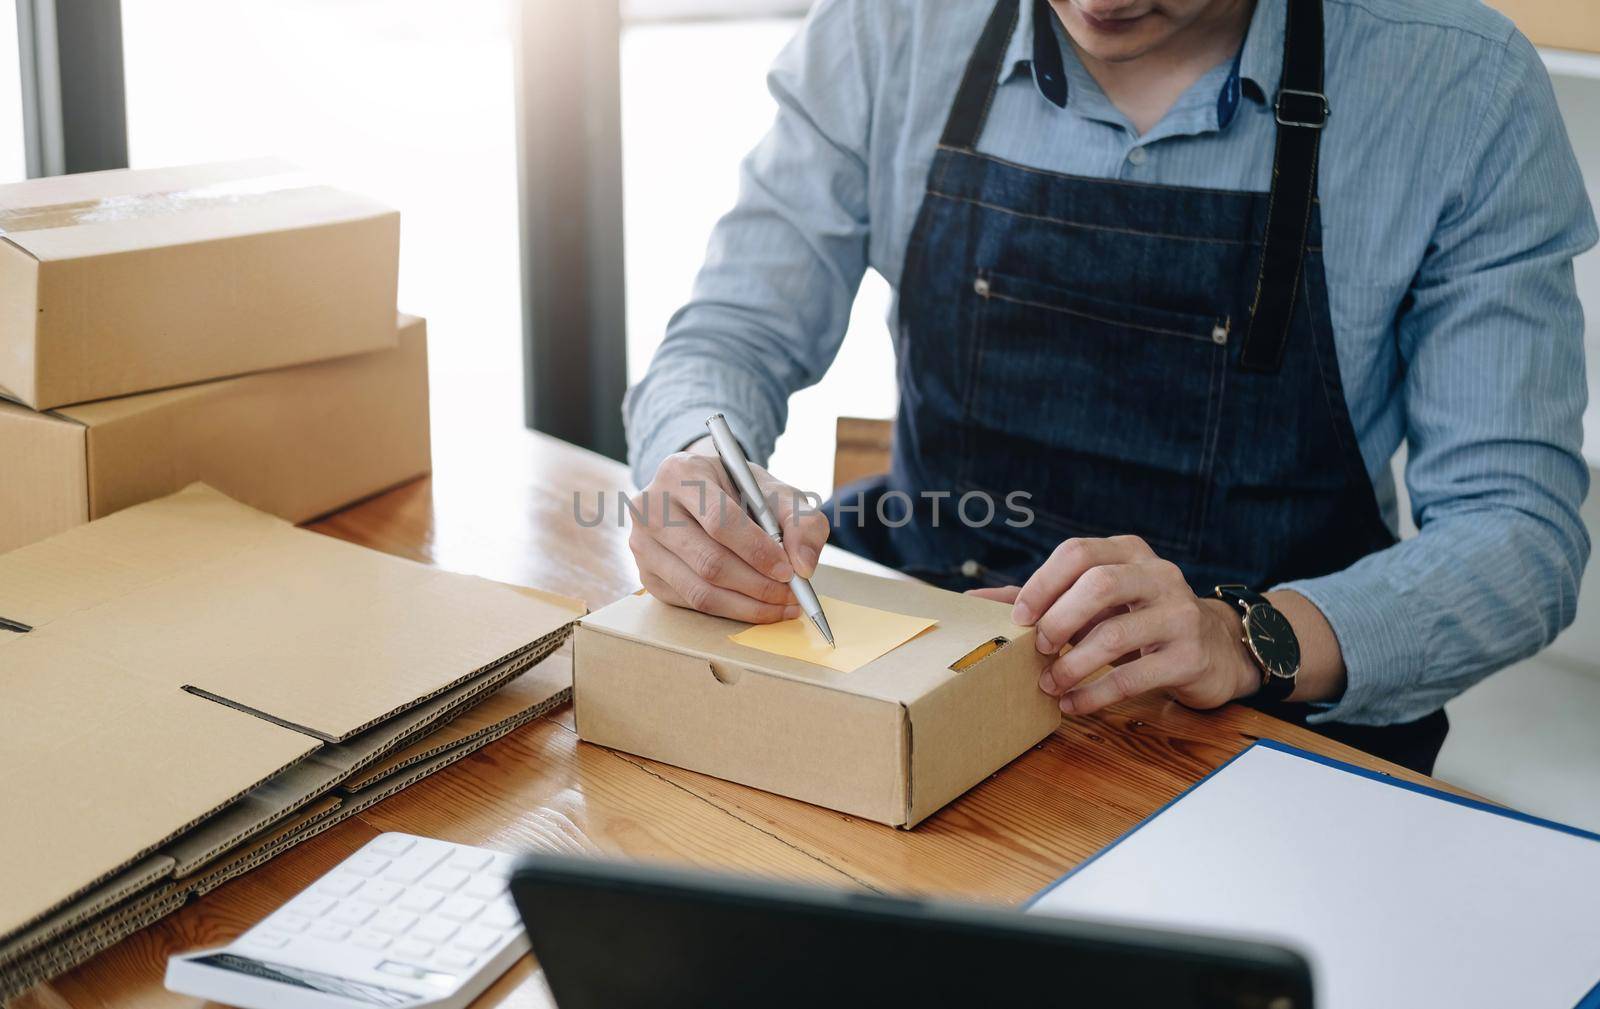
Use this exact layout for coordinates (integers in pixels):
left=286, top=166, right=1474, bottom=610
left=1214, top=584, right=1269, bottom=611
left=1256, top=668, right=1297, bottom=701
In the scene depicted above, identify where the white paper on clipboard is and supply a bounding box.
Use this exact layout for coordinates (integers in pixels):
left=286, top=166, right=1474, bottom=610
left=1028, top=742, right=1600, bottom=1009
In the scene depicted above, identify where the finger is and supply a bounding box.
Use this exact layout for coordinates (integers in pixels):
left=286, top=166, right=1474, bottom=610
left=1033, top=563, right=1161, bottom=654
left=1042, top=607, right=1178, bottom=694
left=1067, top=605, right=1128, bottom=646
left=638, top=569, right=683, bottom=606
left=968, top=585, right=1022, bottom=604
left=769, top=485, right=830, bottom=578
left=684, top=484, right=795, bottom=582
left=644, top=518, right=796, bottom=608
left=1011, top=537, right=1152, bottom=626
left=648, top=536, right=802, bottom=623
left=1059, top=652, right=1176, bottom=716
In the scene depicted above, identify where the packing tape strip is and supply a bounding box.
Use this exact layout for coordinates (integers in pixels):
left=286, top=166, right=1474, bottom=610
left=0, top=172, right=328, bottom=234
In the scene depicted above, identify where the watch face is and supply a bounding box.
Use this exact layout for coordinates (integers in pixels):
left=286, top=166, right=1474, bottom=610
left=1245, top=605, right=1300, bottom=679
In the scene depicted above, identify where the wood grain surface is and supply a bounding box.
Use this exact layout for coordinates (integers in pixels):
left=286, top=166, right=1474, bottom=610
left=12, top=427, right=1454, bottom=1008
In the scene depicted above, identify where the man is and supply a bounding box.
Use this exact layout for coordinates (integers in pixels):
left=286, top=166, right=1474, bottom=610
left=622, top=0, right=1596, bottom=774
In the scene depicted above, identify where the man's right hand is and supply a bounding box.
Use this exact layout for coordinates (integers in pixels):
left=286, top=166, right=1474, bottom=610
left=627, top=437, right=830, bottom=623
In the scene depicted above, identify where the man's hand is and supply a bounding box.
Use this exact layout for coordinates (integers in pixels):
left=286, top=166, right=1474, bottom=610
left=970, top=535, right=1262, bottom=716
left=628, top=437, right=830, bottom=623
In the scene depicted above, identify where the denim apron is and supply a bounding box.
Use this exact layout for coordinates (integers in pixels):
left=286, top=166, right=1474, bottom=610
left=826, top=0, right=1448, bottom=773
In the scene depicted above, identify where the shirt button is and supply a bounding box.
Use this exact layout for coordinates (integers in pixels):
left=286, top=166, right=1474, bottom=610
left=960, top=559, right=982, bottom=579
left=1127, top=146, right=1148, bottom=166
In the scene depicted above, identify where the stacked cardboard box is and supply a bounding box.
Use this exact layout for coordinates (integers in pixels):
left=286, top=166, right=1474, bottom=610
left=0, top=158, right=429, bottom=549
left=0, top=487, right=584, bottom=997
left=0, top=162, right=567, bottom=995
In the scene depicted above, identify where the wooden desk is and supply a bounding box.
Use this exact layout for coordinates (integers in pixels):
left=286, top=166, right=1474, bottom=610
left=16, top=429, right=1454, bottom=1008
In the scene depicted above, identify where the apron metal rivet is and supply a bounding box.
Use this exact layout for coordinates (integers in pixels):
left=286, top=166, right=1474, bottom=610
left=973, top=277, right=990, bottom=297
left=1211, top=323, right=1229, bottom=345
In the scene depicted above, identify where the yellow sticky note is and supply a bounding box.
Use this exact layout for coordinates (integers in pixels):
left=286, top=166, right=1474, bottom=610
left=729, top=596, right=937, bottom=673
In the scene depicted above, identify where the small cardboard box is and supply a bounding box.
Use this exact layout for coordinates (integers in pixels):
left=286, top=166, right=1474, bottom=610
left=574, top=566, right=1061, bottom=828
left=0, top=158, right=399, bottom=409
left=0, top=313, right=431, bottom=555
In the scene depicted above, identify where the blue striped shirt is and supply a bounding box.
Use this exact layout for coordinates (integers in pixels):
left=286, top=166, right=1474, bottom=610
left=624, top=0, right=1597, bottom=725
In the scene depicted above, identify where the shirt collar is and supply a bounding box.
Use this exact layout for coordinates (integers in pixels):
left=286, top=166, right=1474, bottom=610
left=1011, top=0, right=1281, bottom=127
left=1002, top=0, right=1044, bottom=87
left=1236, top=0, right=1283, bottom=104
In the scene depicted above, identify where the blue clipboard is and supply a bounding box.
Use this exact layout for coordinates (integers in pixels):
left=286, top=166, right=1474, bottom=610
left=1025, top=739, right=1600, bottom=1009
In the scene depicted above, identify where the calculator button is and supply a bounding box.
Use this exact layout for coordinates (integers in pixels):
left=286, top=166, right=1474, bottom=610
left=317, top=874, right=364, bottom=898
left=462, top=876, right=505, bottom=901
left=273, top=912, right=313, bottom=934
left=310, top=922, right=352, bottom=942
left=423, top=868, right=469, bottom=893
left=244, top=931, right=289, bottom=949
left=412, top=919, right=459, bottom=944
left=289, top=894, right=336, bottom=917
left=448, top=850, right=492, bottom=872
left=393, top=938, right=435, bottom=960
left=398, top=889, right=445, bottom=913
left=344, top=854, right=391, bottom=878
left=481, top=902, right=520, bottom=930
left=452, top=925, right=501, bottom=953
left=385, top=846, right=451, bottom=884
left=355, top=881, right=404, bottom=906
left=352, top=929, right=392, bottom=951
left=331, top=904, right=376, bottom=927
left=435, top=949, right=477, bottom=971
left=371, top=835, right=417, bottom=858
left=371, top=909, right=419, bottom=935
left=438, top=896, right=483, bottom=923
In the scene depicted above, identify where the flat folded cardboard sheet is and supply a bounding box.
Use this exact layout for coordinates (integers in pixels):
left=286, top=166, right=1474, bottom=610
left=0, top=313, right=432, bottom=555
left=0, top=856, right=174, bottom=968
left=0, top=884, right=190, bottom=1000
left=0, top=158, right=400, bottom=409
left=0, top=654, right=572, bottom=999
left=164, top=641, right=564, bottom=880
left=574, top=566, right=1061, bottom=828
left=341, top=647, right=574, bottom=793
left=0, top=484, right=584, bottom=944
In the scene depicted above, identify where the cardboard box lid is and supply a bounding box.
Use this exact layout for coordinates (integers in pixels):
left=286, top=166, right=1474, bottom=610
left=579, top=565, right=1023, bottom=704
left=0, top=484, right=584, bottom=742
left=0, top=158, right=394, bottom=262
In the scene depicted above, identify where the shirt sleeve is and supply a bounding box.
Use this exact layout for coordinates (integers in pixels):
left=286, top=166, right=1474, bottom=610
left=1278, top=30, right=1598, bottom=726
left=622, top=0, right=878, bottom=487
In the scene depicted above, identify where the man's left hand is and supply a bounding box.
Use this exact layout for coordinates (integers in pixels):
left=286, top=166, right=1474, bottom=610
left=970, top=535, right=1262, bottom=716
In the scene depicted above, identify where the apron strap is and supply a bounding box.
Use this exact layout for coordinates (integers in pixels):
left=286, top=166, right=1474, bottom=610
left=941, top=0, right=1327, bottom=374
left=1241, top=0, right=1329, bottom=373
left=939, top=0, right=1022, bottom=151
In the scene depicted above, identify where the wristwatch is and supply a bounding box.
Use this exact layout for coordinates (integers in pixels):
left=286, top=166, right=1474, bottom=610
left=1212, top=585, right=1300, bottom=701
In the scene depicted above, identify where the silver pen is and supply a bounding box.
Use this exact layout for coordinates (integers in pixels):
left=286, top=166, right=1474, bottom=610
left=704, top=413, right=835, bottom=647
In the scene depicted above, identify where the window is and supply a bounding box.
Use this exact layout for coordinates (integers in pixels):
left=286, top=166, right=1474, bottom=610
left=0, top=1, right=26, bottom=182
left=621, top=17, right=895, bottom=495
left=121, top=0, right=525, bottom=440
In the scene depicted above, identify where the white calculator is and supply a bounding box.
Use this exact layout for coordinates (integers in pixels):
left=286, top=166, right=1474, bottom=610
left=165, top=833, right=529, bottom=1009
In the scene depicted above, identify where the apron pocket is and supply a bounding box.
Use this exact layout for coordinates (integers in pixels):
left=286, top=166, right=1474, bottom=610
left=958, top=268, right=1228, bottom=558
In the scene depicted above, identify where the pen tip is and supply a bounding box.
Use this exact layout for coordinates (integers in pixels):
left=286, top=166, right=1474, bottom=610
left=809, top=611, right=835, bottom=648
